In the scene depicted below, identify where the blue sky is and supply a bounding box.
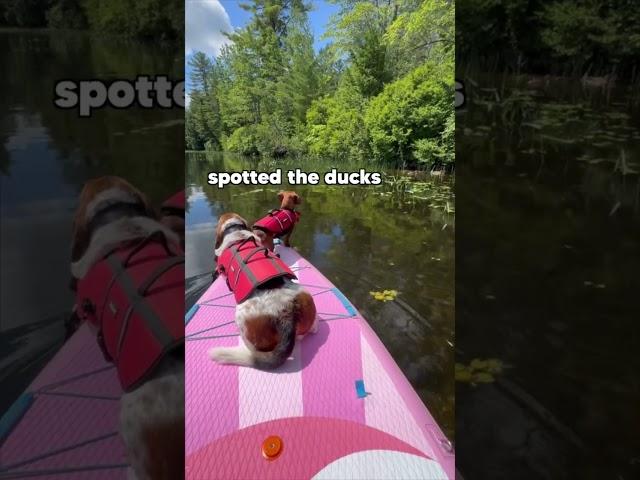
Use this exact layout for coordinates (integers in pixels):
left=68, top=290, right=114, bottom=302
left=185, top=0, right=339, bottom=99
left=223, top=0, right=338, bottom=51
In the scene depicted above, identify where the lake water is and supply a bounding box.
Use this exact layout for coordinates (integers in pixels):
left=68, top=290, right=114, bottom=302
left=185, top=151, right=456, bottom=439
left=0, top=29, right=183, bottom=413
left=456, top=75, right=640, bottom=478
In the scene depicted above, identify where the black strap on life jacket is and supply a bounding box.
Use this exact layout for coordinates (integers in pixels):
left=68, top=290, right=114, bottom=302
left=86, top=202, right=149, bottom=237
left=221, top=223, right=250, bottom=237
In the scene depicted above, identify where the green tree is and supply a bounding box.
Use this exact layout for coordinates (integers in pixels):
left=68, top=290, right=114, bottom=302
left=305, top=83, right=370, bottom=161
left=46, top=0, right=87, bottom=29
left=364, top=62, right=453, bottom=168
left=188, top=0, right=455, bottom=169
left=81, top=0, right=182, bottom=40
left=1, top=0, right=49, bottom=27
left=326, top=1, right=393, bottom=97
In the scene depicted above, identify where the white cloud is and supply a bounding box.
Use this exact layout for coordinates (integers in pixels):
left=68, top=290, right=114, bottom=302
left=186, top=0, right=232, bottom=58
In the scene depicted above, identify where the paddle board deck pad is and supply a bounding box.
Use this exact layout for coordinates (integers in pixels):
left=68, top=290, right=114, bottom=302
left=0, top=323, right=128, bottom=478
left=186, top=245, right=454, bottom=479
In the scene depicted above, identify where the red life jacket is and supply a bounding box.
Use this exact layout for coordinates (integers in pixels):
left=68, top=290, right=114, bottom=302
left=76, top=231, right=184, bottom=391
left=253, top=209, right=300, bottom=237
left=161, top=190, right=185, bottom=213
left=217, top=237, right=296, bottom=303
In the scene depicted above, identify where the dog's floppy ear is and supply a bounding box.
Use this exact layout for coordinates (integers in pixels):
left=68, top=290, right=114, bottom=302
left=293, top=193, right=301, bottom=205
left=71, top=223, right=90, bottom=264
left=70, top=177, right=156, bottom=262
left=70, top=195, right=91, bottom=264
left=214, top=225, right=224, bottom=250
left=215, top=213, right=246, bottom=249
left=214, top=214, right=228, bottom=249
left=277, top=191, right=284, bottom=202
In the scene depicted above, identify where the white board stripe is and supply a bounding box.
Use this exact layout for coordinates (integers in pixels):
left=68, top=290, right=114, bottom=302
left=312, top=450, right=448, bottom=480
left=360, top=335, right=434, bottom=458
left=238, top=342, right=303, bottom=428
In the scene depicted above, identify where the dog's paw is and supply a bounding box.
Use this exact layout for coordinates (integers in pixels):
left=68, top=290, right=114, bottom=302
left=310, top=318, right=319, bottom=334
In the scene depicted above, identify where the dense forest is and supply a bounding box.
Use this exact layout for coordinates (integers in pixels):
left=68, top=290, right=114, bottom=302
left=457, top=0, right=640, bottom=79
left=186, top=0, right=454, bottom=169
left=0, top=0, right=183, bottom=40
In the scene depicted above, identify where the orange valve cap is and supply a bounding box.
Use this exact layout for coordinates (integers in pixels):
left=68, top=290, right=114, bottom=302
left=262, top=435, right=283, bottom=460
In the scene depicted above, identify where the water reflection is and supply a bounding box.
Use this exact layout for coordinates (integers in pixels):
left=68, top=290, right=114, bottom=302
left=186, top=151, right=455, bottom=438
left=457, top=75, right=640, bottom=478
left=0, top=29, right=183, bottom=412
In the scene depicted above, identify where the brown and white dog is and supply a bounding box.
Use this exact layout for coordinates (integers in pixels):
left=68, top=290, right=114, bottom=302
left=209, top=213, right=318, bottom=369
left=252, top=190, right=301, bottom=251
left=70, top=176, right=184, bottom=480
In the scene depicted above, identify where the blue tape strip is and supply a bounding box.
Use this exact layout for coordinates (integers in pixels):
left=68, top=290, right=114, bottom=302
left=185, top=304, right=199, bottom=325
left=0, top=393, right=34, bottom=441
left=355, top=380, right=368, bottom=398
left=331, top=288, right=357, bottom=316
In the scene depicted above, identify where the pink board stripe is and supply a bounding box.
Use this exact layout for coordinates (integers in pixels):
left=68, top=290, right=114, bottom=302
left=185, top=245, right=454, bottom=478
left=301, top=317, right=365, bottom=424
left=186, top=416, right=427, bottom=480
left=185, top=336, right=239, bottom=455
left=28, top=324, right=111, bottom=391
left=239, top=343, right=303, bottom=427
left=2, top=323, right=126, bottom=477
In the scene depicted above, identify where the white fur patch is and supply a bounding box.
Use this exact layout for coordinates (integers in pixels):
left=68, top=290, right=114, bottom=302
left=208, top=279, right=308, bottom=367
left=119, top=357, right=184, bottom=480
left=235, top=280, right=300, bottom=329
left=85, top=187, right=140, bottom=221
left=71, top=217, right=181, bottom=279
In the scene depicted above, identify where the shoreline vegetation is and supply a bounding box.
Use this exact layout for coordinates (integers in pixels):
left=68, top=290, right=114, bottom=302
left=187, top=150, right=455, bottom=214
left=186, top=0, right=454, bottom=171
left=457, top=0, right=640, bottom=83
left=0, top=0, right=183, bottom=41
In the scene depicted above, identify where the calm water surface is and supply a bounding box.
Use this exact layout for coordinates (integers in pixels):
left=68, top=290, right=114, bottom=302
left=0, top=29, right=183, bottom=412
left=186, top=152, right=456, bottom=439
left=457, top=75, right=640, bottom=478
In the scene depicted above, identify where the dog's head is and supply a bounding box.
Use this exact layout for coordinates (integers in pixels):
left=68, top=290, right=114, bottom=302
left=71, top=176, right=156, bottom=263
left=278, top=191, right=301, bottom=210
left=215, top=213, right=250, bottom=251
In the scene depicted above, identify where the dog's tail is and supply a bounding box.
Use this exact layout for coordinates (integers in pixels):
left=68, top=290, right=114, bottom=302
left=208, top=320, right=296, bottom=369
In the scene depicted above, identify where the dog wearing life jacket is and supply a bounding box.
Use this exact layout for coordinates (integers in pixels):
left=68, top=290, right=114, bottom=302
left=70, top=176, right=184, bottom=480
left=252, top=190, right=301, bottom=251
left=209, top=213, right=318, bottom=369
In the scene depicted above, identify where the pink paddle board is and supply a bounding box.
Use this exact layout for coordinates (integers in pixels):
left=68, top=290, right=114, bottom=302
left=185, top=245, right=454, bottom=479
left=0, top=323, right=128, bottom=478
